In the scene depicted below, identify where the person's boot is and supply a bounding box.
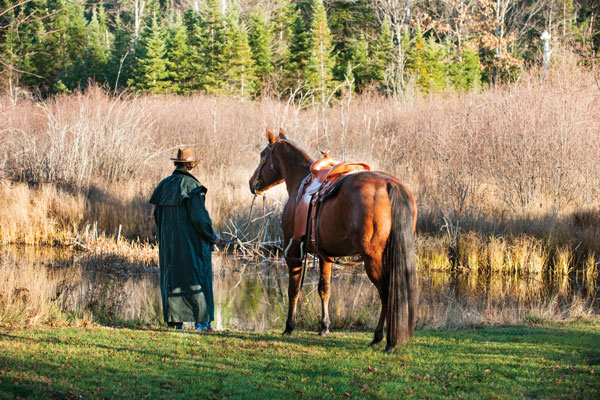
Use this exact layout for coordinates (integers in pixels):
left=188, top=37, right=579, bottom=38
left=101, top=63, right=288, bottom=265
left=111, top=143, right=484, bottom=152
left=194, top=322, right=213, bottom=332
left=168, top=322, right=183, bottom=330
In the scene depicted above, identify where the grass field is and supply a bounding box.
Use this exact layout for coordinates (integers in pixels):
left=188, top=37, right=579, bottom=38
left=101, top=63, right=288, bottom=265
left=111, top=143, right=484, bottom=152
left=1, top=322, right=599, bottom=399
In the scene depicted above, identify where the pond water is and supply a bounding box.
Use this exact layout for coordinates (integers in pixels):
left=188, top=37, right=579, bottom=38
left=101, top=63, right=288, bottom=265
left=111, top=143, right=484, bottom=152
left=2, top=246, right=598, bottom=331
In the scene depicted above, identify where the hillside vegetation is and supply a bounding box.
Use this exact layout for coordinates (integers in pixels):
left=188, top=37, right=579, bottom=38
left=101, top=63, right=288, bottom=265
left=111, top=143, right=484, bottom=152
left=1, top=0, right=599, bottom=98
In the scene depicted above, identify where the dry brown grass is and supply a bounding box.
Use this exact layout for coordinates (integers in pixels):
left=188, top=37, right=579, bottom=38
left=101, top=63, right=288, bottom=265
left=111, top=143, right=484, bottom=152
left=0, top=56, right=598, bottom=276
left=0, top=252, right=68, bottom=326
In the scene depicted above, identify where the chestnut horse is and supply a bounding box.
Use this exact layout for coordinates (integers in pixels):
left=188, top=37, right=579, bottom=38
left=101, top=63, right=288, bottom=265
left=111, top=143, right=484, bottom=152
left=249, top=129, right=417, bottom=352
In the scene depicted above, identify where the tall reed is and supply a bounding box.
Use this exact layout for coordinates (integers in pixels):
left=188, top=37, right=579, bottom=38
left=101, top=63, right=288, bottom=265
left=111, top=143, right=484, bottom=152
left=0, top=57, right=598, bottom=275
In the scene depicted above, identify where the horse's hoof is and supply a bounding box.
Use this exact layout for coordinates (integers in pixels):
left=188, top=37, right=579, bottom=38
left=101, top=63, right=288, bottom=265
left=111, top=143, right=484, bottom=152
left=370, top=331, right=384, bottom=346
left=282, top=328, right=293, bottom=335
left=384, top=344, right=396, bottom=353
left=318, top=330, right=330, bottom=336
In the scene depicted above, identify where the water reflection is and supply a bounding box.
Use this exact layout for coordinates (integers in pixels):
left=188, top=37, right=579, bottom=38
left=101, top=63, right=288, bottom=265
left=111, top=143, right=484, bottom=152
left=2, top=247, right=598, bottom=331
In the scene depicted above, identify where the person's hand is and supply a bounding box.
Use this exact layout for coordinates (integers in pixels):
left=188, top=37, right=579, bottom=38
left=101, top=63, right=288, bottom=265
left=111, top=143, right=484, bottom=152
left=213, top=234, right=223, bottom=245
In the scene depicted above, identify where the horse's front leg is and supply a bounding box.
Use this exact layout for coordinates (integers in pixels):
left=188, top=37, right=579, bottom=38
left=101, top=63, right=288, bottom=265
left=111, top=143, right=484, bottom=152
left=283, top=257, right=303, bottom=335
left=318, top=258, right=332, bottom=336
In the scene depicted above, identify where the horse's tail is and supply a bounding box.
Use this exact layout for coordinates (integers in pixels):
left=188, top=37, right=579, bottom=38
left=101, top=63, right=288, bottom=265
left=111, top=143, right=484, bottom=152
left=384, top=183, right=417, bottom=351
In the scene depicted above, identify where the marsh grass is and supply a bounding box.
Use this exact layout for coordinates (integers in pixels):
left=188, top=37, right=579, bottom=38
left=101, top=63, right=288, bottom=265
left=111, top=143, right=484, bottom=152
left=0, top=59, right=599, bottom=328
left=0, top=254, right=67, bottom=326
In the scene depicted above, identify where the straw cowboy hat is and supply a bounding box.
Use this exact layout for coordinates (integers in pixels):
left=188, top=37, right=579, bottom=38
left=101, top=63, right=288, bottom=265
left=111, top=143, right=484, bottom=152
left=170, top=147, right=197, bottom=162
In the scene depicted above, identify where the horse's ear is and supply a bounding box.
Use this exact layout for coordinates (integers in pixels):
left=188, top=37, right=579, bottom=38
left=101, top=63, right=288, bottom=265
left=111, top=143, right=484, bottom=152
left=279, top=128, right=287, bottom=140
left=266, top=129, right=278, bottom=145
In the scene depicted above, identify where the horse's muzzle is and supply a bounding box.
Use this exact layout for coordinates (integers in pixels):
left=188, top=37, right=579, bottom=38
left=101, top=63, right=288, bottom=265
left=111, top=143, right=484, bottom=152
left=250, top=178, right=263, bottom=195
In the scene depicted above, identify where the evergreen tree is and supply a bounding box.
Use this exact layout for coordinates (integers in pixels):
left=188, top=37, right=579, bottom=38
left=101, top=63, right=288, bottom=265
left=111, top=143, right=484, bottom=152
left=166, top=14, right=191, bottom=94
left=128, top=13, right=173, bottom=93
left=106, top=13, right=133, bottom=91
left=406, top=29, right=447, bottom=93
left=269, top=0, right=296, bottom=93
left=371, top=16, right=395, bottom=89
left=34, top=0, right=82, bottom=93
left=200, top=0, right=229, bottom=92
left=248, top=10, right=273, bottom=94
left=305, top=0, right=335, bottom=103
left=63, top=2, right=89, bottom=90
left=85, top=5, right=111, bottom=86
left=344, top=34, right=370, bottom=93
left=449, top=44, right=480, bottom=91
left=183, top=9, right=205, bottom=91
left=326, top=0, right=378, bottom=86
left=226, top=21, right=257, bottom=99
left=0, top=5, right=23, bottom=96
left=185, top=0, right=229, bottom=93
left=19, top=5, right=47, bottom=90
left=284, top=3, right=310, bottom=90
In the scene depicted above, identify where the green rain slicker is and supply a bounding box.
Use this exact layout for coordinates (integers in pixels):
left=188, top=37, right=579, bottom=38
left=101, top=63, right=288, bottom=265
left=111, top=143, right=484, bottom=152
left=149, top=168, right=217, bottom=324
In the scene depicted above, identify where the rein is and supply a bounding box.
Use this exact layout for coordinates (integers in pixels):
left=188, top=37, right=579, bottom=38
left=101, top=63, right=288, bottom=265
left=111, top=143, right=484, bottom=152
left=243, top=194, right=258, bottom=233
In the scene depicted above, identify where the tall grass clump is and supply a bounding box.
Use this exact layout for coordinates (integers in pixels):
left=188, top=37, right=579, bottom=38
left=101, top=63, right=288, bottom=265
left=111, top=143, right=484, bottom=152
left=0, top=182, right=85, bottom=244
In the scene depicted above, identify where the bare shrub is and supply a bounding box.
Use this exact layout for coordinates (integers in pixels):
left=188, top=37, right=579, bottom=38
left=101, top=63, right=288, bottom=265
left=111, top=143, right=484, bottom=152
left=0, top=54, right=598, bottom=249
left=3, top=86, right=155, bottom=188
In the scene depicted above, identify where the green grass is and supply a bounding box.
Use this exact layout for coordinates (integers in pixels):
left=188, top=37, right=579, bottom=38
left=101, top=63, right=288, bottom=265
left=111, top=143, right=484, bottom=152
left=0, top=322, right=599, bottom=399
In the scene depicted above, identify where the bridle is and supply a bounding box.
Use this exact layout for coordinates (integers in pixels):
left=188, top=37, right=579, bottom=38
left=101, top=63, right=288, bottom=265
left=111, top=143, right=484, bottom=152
left=246, top=142, right=278, bottom=233
left=253, top=142, right=278, bottom=193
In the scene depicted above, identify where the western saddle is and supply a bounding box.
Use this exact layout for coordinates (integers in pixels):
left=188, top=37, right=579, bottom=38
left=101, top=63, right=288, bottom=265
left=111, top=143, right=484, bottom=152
left=285, top=150, right=370, bottom=263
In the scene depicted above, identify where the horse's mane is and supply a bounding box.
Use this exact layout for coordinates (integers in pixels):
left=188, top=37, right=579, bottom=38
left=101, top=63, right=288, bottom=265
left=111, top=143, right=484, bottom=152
left=278, top=138, right=315, bottom=164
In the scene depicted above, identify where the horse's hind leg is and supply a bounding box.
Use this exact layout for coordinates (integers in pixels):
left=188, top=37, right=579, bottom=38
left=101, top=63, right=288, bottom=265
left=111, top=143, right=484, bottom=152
left=363, top=256, right=387, bottom=346
left=318, top=258, right=332, bottom=336
left=283, top=259, right=303, bottom=335
left=371, top=291, right=387, bottom=346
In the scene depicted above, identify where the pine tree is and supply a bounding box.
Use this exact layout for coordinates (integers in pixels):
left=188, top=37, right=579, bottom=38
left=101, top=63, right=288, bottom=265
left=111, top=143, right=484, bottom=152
left=407, top=29, right=448, bottom=93
left=34, top=0, right=83, bottom=93
left=423, top=38, right=448, bottom=92
left=85, top=5, right=111, bottom=86
left=106, top=13, right=133, bottom=91
left=166, top=14, right=191, bottom=94
left=449, top=44, right=480, bottom=91
left=326, top=0, right=378, bottom=87
left=284, top=3, right=310, bottom=90
left=184, top=0, right=229, bottom=93
left=0, top=5, right=25, bottom=98
left=270, top=0, right=296, bottom=93
left=345, top=34, right=370, bottom=93
left=128, top=13, right=173, bottom=93
left=19, top=5, right=47, bottom=90
left=371, top=16, right=395, bottom=88
left=201, top=0, right=229, bottom=93
left=305, top=0, right=335, bottom=103
left=63, top=2, right=89, bottom=90
left=248, top=10, right=273, bottom=95
left=226, top=21, right=257, bottom=99
left=183, top=9, right=205, bottom=91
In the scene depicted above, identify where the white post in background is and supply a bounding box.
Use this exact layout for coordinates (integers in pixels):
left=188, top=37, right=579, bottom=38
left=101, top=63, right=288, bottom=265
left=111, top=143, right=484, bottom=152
left=541, top=30, right=551, bottom=77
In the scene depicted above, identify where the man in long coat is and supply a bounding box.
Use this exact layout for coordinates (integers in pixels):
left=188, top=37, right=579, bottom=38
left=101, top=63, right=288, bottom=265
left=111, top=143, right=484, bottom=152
left=150, top=148, right=222, bottom=331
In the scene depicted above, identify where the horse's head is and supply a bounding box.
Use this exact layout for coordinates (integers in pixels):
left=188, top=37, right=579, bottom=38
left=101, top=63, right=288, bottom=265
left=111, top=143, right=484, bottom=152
left=249, top=129, right=287, bottom=194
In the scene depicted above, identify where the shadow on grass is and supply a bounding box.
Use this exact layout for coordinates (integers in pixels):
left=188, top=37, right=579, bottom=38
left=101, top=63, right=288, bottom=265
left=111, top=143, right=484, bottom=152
left=1, top=323, right=599, bottom=399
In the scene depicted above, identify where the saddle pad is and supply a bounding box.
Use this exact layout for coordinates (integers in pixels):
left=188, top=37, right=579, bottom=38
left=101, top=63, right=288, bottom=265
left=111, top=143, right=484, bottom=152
left=322, top=174, right=352, bottom=200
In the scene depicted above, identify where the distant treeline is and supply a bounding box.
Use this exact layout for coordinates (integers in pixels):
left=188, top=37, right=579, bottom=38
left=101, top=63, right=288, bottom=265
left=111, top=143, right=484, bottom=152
left=1, top=0, right=598, bottom=98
